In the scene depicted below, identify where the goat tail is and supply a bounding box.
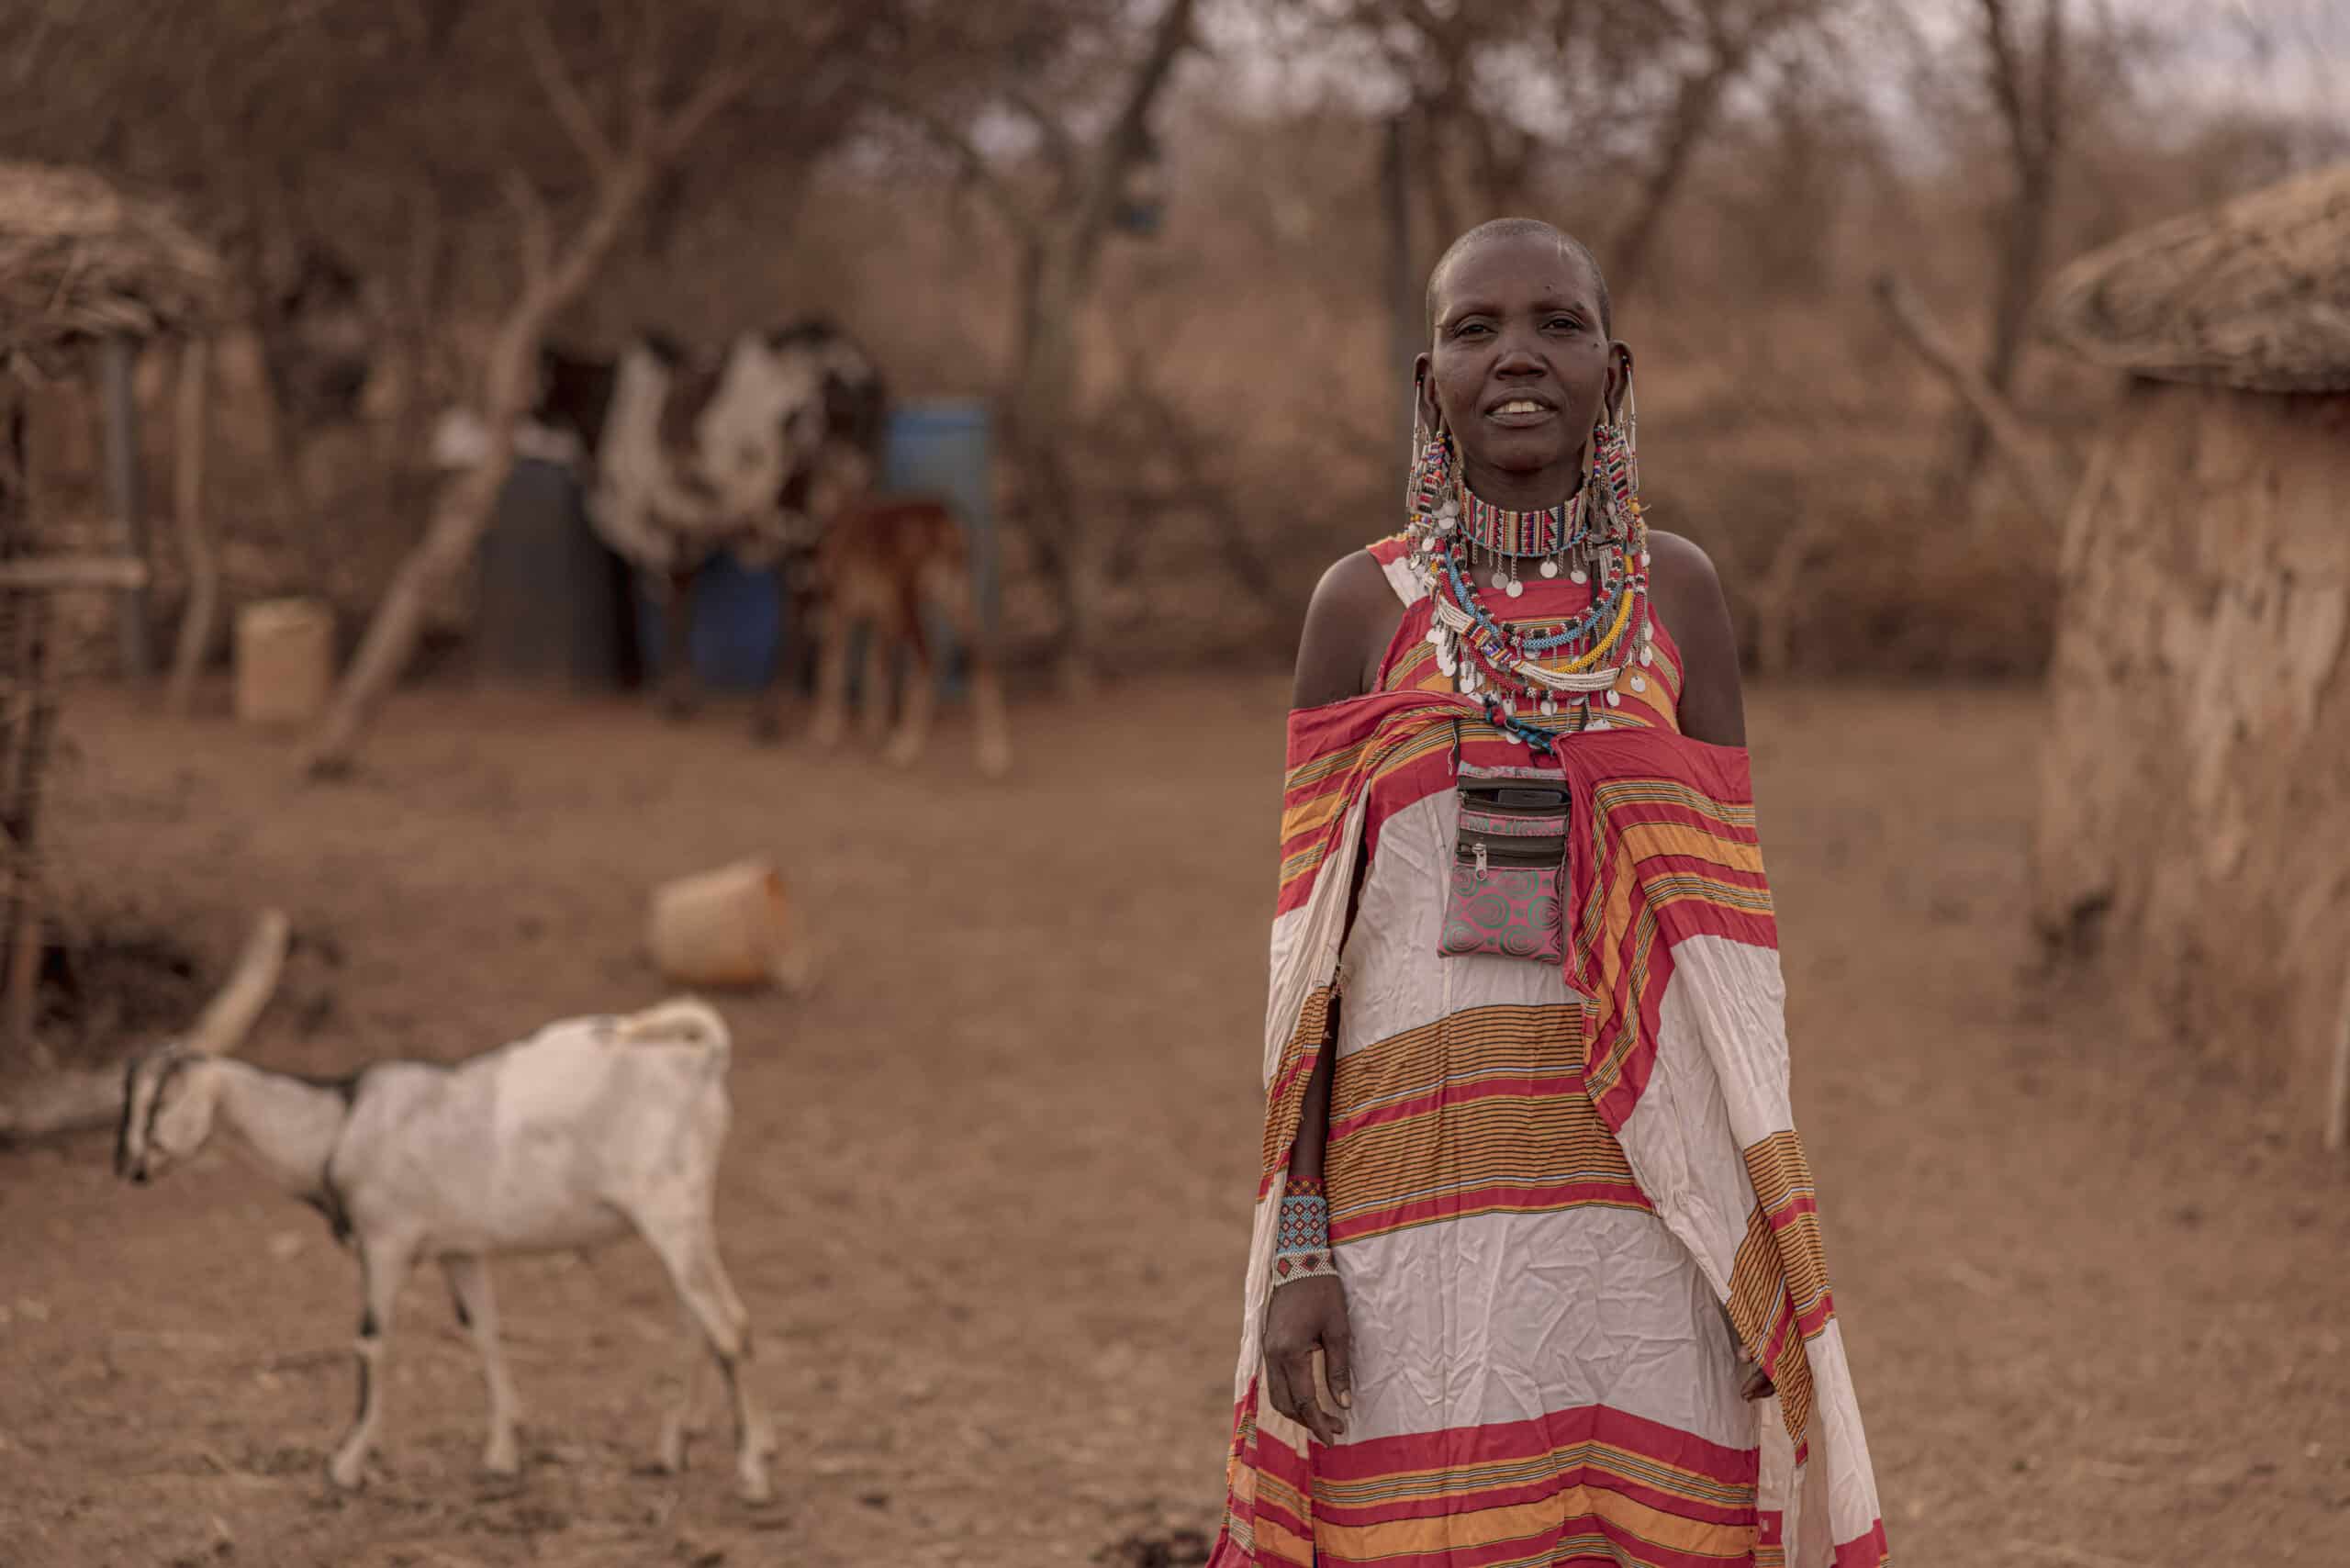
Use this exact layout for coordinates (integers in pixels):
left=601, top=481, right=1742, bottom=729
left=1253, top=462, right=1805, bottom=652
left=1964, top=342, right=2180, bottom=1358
left=613, top=997, right=732, bottom=1072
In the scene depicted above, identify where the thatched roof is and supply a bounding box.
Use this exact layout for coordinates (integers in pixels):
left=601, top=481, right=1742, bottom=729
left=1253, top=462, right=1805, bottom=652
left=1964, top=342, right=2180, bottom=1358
left=0, top=161, right=225, bottom=379
left=2040, top=161, right=2350, bottom=394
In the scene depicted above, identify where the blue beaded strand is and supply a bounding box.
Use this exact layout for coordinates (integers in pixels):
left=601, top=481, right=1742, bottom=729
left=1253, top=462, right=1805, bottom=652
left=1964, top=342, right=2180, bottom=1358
left=1438, top=546, right=1626, bottom=654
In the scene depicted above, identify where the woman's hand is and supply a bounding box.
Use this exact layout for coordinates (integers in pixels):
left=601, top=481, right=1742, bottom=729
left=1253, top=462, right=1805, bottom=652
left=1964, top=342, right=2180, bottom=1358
left=1263, top=1276, right=1355, bottom=1444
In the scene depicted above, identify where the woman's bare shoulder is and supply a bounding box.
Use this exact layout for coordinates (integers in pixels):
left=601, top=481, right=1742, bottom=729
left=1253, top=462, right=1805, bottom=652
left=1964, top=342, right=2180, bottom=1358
left=1292, top=548, right=1404, bottom=710
left=1645, top=529, right=1748, bottom=746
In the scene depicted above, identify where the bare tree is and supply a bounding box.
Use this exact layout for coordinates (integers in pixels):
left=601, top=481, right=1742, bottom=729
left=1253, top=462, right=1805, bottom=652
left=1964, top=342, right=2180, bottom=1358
left=298, top=5, right=852, bottom=776
left=1305, top=0, right=1830, bottom=295
left=1608, top=2, right=1822, bottom=295
left=1953, top=0, right=2068, bottom=476
left=875, top=0, right=1201, bottom=690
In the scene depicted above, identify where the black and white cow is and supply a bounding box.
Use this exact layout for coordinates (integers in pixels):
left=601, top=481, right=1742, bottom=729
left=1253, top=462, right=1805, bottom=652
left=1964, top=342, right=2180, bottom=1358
left=525, top=317, right=889, bottom=735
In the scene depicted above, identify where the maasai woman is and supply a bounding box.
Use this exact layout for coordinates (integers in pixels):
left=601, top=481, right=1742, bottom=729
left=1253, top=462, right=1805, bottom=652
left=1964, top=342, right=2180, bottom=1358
left=1209, top=220, right=1888, bottom=1567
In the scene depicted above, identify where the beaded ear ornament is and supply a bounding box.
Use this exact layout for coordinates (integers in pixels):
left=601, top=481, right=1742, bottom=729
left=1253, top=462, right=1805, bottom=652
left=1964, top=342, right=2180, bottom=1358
left=1404, top=389, right=1654, bottom=754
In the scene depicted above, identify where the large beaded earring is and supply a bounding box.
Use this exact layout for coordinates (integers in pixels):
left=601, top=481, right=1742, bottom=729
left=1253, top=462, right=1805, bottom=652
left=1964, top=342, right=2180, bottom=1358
left=1406, top=386, right=1460, bottom=544
left=1590, top=374, right=1641, bottom=536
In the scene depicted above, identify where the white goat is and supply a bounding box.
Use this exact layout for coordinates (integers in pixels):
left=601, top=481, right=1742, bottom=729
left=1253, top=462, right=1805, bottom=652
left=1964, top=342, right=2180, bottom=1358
left=115, top=996, right=775, bottom=1501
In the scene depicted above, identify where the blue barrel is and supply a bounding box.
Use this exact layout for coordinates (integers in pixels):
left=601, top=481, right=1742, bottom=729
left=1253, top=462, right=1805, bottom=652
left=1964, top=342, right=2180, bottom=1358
left=885, top=399, right=998, bottom=636
left=883, top=399, right=996, bottom=695
left=633, top=550, right=786, bottom=691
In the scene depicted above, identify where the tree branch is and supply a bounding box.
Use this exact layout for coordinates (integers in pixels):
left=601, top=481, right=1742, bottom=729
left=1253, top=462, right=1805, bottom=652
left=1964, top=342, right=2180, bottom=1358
left=869, top=82, right=1044, bottom=242
left=1003, top=84, right=1081, bottom=196
left=1874, top=272, right=2073, bottom=530
left=520, top=0, right=616, bottom=176
left=654, top=51, right=768, bottom=162
left=2033, top=0, right=2066, bottom=166
left=500, top=165, right=555, bottom=293
left=1607, top=19, right=1750, bottom=293
left=627, top=0, right=666, bottom=144
left=1071, top=0, right=1199, bottom=257
left=1978, top=0, right=2038, bottom=172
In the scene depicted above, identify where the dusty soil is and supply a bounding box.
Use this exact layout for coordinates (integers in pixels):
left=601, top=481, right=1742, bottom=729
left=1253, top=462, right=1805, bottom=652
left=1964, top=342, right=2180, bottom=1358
left=3, top=677, right=2345, bottom=1567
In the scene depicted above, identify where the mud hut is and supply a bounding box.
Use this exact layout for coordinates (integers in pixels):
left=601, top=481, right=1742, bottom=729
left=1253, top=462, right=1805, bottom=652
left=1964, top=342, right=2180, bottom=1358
left=0, top=162, right=224, bottom=1060
left=2031, top=162, right=2350, bottom=1140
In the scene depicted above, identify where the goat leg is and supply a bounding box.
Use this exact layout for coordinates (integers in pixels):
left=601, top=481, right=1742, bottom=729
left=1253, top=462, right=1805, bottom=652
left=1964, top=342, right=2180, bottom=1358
left=659, top=566, right=699, bottom=722
left=655, top=1295, right=709, bottom=1474
left=881, top=622, right=934, bottom=770
left=936, top=563, right=1011, bottom=778
left=750, top=556, right=798, bottom=745
left=856, top=619, right=894, bottom=750
left=808, top=603, right=852, bottom=750
left=638, top=1217, right=773, bottom=1504
left=442, top=1253, right=520, bottom=1476
left=330, top=1236, right=414, bottom=1491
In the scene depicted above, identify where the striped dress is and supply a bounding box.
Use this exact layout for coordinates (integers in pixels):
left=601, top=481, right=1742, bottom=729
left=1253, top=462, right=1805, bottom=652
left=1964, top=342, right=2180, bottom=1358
left=1230, top=534, right=1769, bottom=1567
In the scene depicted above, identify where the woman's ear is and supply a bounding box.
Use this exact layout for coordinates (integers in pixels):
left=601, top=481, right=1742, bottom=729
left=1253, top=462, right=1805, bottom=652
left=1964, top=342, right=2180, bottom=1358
left=1414, top=352, right=1441, bottom=434
left=1604, top=342, right=1634, bottom=422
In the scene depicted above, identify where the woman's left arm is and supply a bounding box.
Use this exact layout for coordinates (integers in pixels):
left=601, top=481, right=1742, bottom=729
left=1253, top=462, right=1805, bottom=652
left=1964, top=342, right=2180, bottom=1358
left=1647, top=531, right=1748, bottom=748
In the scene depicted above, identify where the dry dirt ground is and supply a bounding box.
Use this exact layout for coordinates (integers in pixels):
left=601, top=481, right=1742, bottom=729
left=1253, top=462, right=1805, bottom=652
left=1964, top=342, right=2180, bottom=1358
left=3, top=677, right=2346, bottom=1568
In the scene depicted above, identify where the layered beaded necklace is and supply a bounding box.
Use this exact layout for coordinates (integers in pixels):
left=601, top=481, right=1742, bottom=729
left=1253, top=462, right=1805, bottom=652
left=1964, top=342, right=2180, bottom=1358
left=1404, top=409, right=1654, bottom=753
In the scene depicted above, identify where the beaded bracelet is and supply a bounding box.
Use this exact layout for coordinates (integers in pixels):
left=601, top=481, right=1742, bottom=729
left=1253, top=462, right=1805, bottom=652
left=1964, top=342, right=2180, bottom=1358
left=1271, top=1175, right=1336, bottom=1288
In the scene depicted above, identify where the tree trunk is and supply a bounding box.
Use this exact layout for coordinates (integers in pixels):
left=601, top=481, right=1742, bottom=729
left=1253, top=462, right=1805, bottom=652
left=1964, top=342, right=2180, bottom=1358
left=1009, top=239, right=1094, bottom=692
left=1609, top=41, right=1744, bottom=297
left=299, top=151, right=657, bottom=778
left=1956, top=0, right=2065, bottom=477
left=1957, top=152, right=2057, bottom=476
left=297, top=306, right=545, bottom=777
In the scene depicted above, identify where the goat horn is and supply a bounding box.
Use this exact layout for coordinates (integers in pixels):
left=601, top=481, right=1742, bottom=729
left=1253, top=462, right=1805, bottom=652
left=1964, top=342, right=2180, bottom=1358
left=185, top=909, right=290, bottom=1058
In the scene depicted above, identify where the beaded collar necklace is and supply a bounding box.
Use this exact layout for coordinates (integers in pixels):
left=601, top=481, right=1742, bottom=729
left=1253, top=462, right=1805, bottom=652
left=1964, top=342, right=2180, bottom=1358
left=1460, top=483, right=1589, bottom=563
left=1404, top=419, right=1654, bottom=753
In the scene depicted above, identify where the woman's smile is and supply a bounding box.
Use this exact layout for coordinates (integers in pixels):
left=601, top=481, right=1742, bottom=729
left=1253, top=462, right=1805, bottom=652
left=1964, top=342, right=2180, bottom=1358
left=1484, top=394, right=1558, bottom=428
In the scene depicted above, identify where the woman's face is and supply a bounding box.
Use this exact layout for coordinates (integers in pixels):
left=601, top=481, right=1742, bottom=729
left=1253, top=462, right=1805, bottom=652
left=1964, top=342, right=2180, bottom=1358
left=1418, top=234, right=1625, bottom=507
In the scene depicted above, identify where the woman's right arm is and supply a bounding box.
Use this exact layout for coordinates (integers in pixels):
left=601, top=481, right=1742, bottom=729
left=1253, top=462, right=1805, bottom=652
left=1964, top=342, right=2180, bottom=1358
left=1263, top=552, right=1388, bottom=1445
left=1262, top=1006, right=1352, bottom=1444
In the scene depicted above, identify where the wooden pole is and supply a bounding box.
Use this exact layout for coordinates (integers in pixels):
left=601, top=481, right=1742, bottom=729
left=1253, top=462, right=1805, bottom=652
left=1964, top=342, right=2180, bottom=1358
left=2325, top=968, right=2350, bottom=1153
left=2, top=590, right=56, bottom=1062
left=167, top=340, right=216, bottom=714
left=101, top=337, right=153, bottom=679
left=5, top=868, right=41, bottom=1066
left=0, top=381, right=23, bottom=1067
left=0, top=556, right=151, bottom=589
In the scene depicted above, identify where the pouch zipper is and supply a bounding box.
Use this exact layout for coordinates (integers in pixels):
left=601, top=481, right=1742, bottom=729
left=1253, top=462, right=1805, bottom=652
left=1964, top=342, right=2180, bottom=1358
left=1459, top=839, right=1566, bottom=879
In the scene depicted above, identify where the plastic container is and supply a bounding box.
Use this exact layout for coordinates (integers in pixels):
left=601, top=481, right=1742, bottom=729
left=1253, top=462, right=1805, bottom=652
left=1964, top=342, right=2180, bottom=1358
left=233, top=599, right=334, bottom=726
left=632, top=550, right=789, bottom=692
left=646, top=857, right=807, bottom=991
left=477, top=458, right=637, bottom=689
left=884, top=400, right=997, bottom=639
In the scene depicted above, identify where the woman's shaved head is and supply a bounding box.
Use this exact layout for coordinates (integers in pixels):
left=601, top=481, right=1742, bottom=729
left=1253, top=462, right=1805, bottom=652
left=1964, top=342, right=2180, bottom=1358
left=1426, top=218, right=1612, bottom=341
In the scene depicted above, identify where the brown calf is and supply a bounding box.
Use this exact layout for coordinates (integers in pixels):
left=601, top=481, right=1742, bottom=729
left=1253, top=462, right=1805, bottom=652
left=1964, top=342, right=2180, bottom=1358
left=806, top=496, right=1011, bottom=778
